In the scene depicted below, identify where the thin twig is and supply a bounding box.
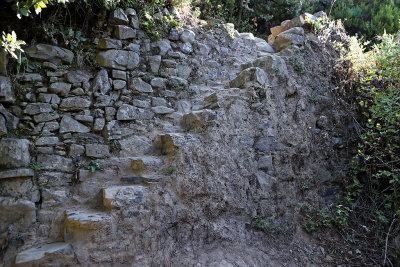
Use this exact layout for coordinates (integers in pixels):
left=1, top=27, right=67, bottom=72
left=383, top=215, right=396, bottom=266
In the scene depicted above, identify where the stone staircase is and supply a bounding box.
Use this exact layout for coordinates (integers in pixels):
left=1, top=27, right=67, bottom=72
left=8, top=12, right=306, bottom=265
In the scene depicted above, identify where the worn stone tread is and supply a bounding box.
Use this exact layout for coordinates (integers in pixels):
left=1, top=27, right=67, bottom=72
left=15, top=242, right=74, bottom=266
left=102, top=185, right=149, bottom=209
left=65, top=210, right=112, bottom=230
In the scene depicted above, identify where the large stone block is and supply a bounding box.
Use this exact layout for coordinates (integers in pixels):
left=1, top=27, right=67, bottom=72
left=92, top=69, right=112, bottom=95
left=115, top=25, right=136, bottom=39
left=15, top=73, right=43, bottom=82
left=25, top=44, right=74, bottom=65
left=0, top=197, right=36, bottom=232
left=98, top=38, right=122, bottom=50
left=117, top=104, right=154, bottom=121
left=95, top=50, right=139, bottom=70
left=0, top=76, right=14, bottom=103
left=33, top=112, right=60, bottom=123
left=119, top=135, right=151, bottom=157
left=0, top=176, right=39, bottom=202
left=129, top=77, right=153, bottom=93
left=36, top=154, right=73, bottom=172
left=112, top=8, right=129, bottom=24
left=0, top=138, right=30, bottom=168
left=180, top=29, right=196, bottom=43
left=60, top=97, right=91, bottom=111
left=0, top=104, right=18, bottom=131
left=241, top=54, right=289, bottom=87
left=64, top=210, right=111, bottom=231
left=271, top=27, right=305, bottom=52
left=102, top=185, right=148, bottom=209
left=24, top=103, right=53, bottom=115
left=85, top=144, right=110, bottom=158
left=49, top=82, right=71, bottom=97
left=65, top=70, right=91, bottom=84
left=60, top=115, right=90, bottom=133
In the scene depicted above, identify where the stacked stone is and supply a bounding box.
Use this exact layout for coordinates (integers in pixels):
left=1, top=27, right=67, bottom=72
left=94, top=8, right=201, bottom=126
left=0, top=7, right=200, bottom=254
left=0, top=7, right=288, bottom=266
left=267, top=11, right=326, bottom=52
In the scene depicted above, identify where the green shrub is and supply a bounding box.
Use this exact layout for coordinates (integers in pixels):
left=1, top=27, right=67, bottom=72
left=336, top=30, right=400, bottom=264
left=142, top=11, right=182, bottom=41
left=42, top=23, right=86, bottom=50
left=253, top=214, right=285, bottom=233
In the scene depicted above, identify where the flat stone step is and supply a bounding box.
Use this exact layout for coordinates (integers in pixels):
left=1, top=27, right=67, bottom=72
left=15, top=242, right=75, bottom=266
left=153, top=132, right=203, bottom=156
left=65, top=210, right=111, bottom=230
left=133, top=156, right=165, bottom=166
left=131, top=156, right=165, bottom=173
left=120, top=175, right=168, bottom=184
left=102, top=185, right=149, bottom=209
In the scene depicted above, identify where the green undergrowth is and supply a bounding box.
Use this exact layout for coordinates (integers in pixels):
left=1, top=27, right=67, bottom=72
left=142, top=11, right=181, bottom=41
left=252, top=214, right=286, bottom=234
left=309, top=31, right=400, bottom=265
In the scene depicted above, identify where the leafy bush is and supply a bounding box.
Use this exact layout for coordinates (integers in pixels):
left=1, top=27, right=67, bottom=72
left=6, top=0, right=69, bottom=18
left=337, top=31, right=400, bottom=264
left=42, top=23, right=86, bottom=50
left=142, top=11, right=181, bottom=41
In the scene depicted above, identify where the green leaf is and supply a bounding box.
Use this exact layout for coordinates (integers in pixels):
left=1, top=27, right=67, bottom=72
left=19, top=8, right=29, bottom=17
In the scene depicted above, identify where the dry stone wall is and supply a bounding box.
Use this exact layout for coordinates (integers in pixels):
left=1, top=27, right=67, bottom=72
left=0, top=9, right=355, bottom=266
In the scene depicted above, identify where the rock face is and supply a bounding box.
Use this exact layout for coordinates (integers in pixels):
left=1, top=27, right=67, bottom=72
left=0, top=11, right=356, bottom=267
left=229, top=67, right=268, bottom=88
